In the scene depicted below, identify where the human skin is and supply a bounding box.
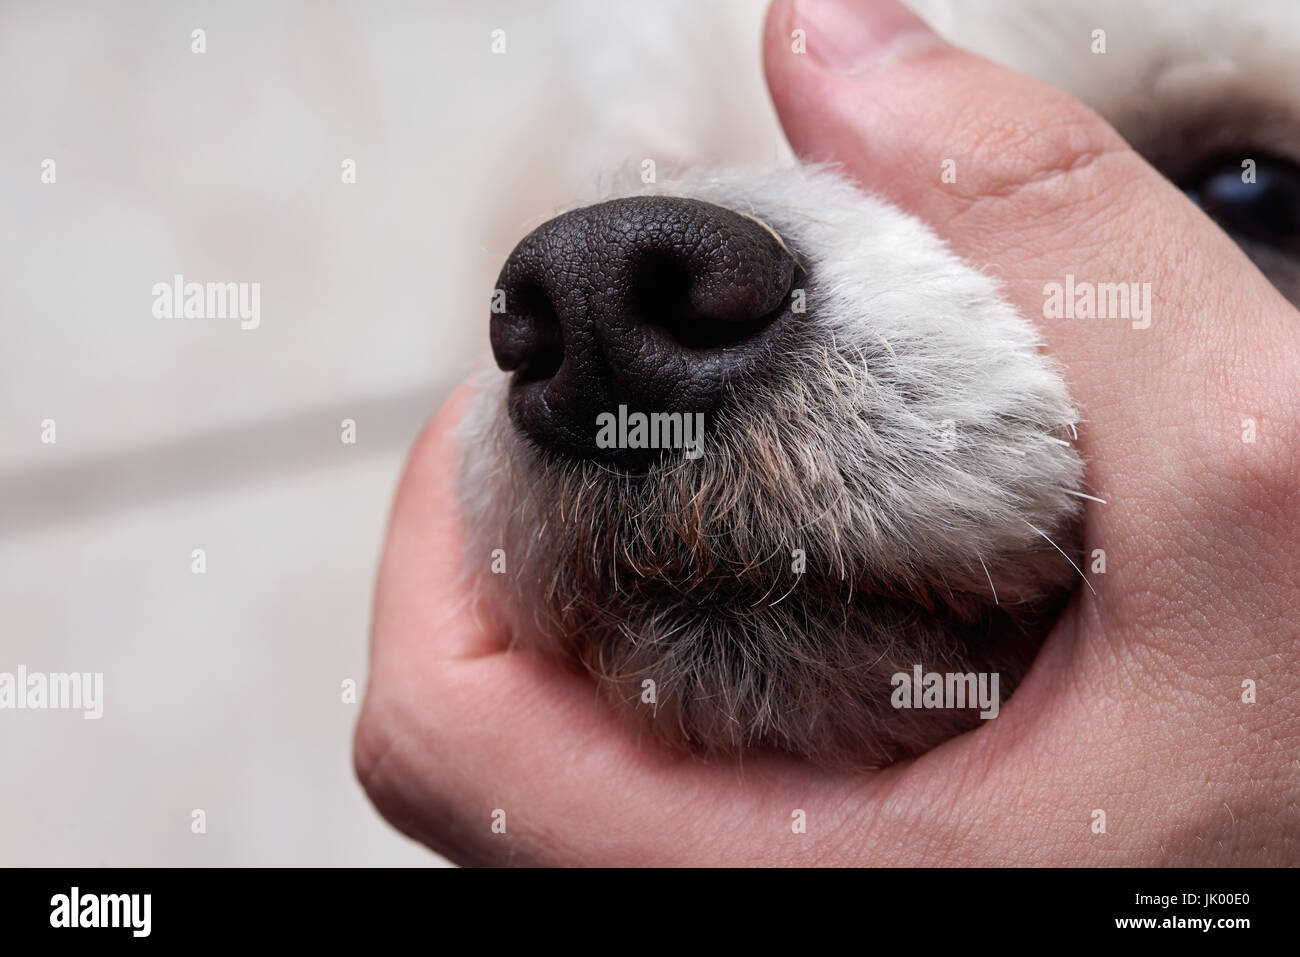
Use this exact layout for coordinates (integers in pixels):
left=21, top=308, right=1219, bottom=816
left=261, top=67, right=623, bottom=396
left=353, top=0, right=1300, bottom=866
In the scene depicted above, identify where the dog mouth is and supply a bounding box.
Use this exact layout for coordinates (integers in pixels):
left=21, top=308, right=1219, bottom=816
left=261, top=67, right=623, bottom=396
left=461, top=366, right=1078, bottom=766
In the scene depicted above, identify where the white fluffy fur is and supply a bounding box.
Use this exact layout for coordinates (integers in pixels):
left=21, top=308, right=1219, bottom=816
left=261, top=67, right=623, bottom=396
left=458, top=166, right=1084, bottom=767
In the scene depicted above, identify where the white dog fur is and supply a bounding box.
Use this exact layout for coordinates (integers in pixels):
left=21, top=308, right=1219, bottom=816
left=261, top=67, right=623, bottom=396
left=459, top=165, right=1085, bottom=766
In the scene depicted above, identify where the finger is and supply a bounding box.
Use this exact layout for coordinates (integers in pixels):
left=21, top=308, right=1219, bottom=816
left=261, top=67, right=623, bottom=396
left=368, top=382, right=502, bottom=669
left=358, top=644, right=897, bottom=866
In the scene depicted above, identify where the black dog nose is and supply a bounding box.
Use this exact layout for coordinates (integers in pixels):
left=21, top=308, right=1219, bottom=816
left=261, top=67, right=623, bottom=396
left=491, top=196, right=797, bottom=465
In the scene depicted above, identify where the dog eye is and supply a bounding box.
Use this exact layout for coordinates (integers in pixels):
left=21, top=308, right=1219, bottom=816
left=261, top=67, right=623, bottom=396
left=1183, top=153, right=1300, bottom=252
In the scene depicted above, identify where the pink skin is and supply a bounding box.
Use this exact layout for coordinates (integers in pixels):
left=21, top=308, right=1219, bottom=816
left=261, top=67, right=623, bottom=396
left=354, top=0, right=1300, bottom=865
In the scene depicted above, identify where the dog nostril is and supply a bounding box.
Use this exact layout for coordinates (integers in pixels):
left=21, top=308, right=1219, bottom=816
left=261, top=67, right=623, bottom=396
left=629, top=252, right=786, bottom=350
left=520, top=343, right=563, bottom=383
left=512, top=283, right=564, bottom=382
left=491, top=280, right=564, bottom=383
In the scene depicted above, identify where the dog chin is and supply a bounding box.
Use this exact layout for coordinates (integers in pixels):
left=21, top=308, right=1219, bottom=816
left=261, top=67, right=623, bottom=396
left=457, top=164, right=1087, bottom=769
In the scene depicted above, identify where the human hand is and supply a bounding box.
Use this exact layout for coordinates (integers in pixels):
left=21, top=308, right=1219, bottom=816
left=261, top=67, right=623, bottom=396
left=354, top=0, right=1300, bottom=866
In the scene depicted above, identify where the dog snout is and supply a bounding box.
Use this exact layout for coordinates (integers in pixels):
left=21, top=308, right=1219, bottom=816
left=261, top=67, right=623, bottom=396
left=491, top=196, right=797, bottom=465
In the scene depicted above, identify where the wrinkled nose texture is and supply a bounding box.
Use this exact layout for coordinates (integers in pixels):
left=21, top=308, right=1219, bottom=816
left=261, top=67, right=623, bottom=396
left=491, top=196, right=797, bottom=466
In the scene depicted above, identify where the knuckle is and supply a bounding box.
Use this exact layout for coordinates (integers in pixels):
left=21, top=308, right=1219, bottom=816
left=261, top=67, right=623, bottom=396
left=952, top=92, right=1135, bottom=214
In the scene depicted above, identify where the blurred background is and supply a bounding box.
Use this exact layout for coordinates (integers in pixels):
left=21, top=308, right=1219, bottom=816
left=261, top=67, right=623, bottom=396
left=0, top=0, right=782, bottom=865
